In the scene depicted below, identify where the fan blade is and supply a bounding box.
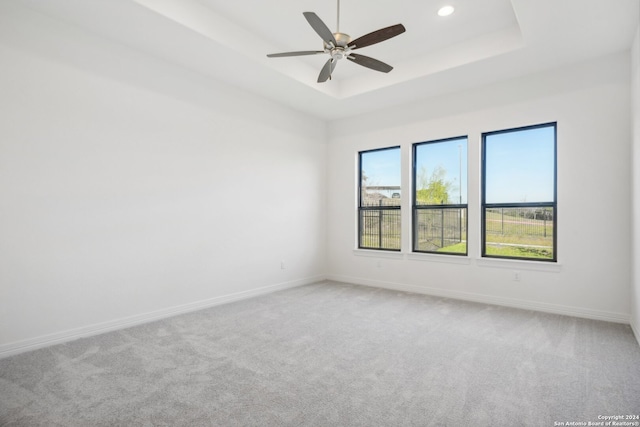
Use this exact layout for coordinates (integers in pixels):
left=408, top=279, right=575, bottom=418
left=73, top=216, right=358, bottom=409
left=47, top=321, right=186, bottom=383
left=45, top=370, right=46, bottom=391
left=348, top=24, right=406, bottom=50
left=318, top=58, right=337, bottom=83
left=347, top=53, right=393, bottom=73
left=303, top=12, right=338, bottom=47
left=267, top=51, right=325, bottom=58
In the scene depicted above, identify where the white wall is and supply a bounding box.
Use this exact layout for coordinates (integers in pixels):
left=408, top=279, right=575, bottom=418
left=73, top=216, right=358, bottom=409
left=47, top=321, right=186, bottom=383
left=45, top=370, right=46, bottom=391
left=0, top=6, right=326, bottom=356
left=327, top=52, right=632, bottom=322
left=1, top=3, right=637, bottom=357
left=632, top=26, right=640, bottom=343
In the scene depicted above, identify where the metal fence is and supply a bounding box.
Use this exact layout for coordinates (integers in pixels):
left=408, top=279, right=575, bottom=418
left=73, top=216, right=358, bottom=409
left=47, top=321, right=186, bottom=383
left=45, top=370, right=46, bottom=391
left=359, top=209, right=401, bottom=250
left=414, top=208, right=466, bottom=252
left=485, top=207, right=553, bottom=237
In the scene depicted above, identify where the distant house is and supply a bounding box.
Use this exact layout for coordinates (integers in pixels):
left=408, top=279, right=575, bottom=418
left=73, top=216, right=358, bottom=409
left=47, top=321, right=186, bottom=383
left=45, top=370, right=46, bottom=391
left=362, top=186, right=401, bottom=206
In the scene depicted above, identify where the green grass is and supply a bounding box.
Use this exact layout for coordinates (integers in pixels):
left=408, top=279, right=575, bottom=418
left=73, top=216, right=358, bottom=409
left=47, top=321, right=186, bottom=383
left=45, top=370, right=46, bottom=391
left=485, top=244, right=553, bottom=259
left=436, top=242, right=467, bottom=254
left=485, top=210, right=553, bottom=259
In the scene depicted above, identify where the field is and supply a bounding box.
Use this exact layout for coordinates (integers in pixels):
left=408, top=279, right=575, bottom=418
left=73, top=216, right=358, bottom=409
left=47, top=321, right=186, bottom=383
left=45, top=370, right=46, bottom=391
left=484, top=209, right=553, bottom=259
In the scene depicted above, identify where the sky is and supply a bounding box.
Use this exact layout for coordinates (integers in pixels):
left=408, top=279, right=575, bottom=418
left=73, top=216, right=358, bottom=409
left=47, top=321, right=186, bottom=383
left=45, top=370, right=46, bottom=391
left=484, top=125, right=555, bottom=203
left=360, top=138, right=467, bottom=203
left=360, top=124, right=555, bottom=204
left=360, top=147, right=401, bottom=187
left=415, top=137, right=467, bottom=204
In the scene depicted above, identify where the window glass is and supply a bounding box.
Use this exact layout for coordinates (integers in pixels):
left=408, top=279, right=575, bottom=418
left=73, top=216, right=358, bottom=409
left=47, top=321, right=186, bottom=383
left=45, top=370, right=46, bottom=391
left=413, top=137, right=467, bottom=255
left=482, top=123, right=556, bottom=261
left=485, top=126, right=555, bottom=204
left=359, top=147, right=401, bottom=250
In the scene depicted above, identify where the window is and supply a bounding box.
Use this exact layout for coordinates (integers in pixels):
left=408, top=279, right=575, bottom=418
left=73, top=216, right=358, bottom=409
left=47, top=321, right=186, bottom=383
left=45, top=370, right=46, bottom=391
left=482, top=123, right=557, bottom=261
left=358, top=147, right=401, bottom=250
left=413, top=137, right=468, bottom=255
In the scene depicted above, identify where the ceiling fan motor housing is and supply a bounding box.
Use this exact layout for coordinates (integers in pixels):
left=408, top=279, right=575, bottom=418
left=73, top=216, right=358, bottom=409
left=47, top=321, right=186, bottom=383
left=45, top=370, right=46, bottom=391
left=325, top=32, right=351, bottom=60
left=333, top=32, right=351, bottom=47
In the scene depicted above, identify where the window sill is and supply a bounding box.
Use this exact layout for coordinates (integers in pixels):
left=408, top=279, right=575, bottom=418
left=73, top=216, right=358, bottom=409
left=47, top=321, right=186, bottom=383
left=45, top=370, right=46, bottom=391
left=351, top=250, right=562, bottom=272
left=407, top=253, right=471, bottom=265
left=475, top=257, right=562, bottom=272
left=352, top=249, right=404, bottom=260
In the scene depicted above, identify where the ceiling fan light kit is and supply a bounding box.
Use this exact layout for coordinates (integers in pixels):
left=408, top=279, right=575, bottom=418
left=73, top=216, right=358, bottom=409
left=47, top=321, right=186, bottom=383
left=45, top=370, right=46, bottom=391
left=267, top=0, right=406, bottom=83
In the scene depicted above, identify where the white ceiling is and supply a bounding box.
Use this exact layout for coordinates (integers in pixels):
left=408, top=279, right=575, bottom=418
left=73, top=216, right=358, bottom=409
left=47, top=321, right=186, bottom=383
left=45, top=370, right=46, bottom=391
left=13, top=0, right=640, bottom=121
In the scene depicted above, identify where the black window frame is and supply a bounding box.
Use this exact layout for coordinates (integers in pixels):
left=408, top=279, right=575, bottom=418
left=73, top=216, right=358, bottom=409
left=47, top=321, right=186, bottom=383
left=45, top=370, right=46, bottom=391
left=481, top=122, right=557, bottom=262
left=412, top=136, right=468, bottom=256
left=358, top=146, right=401, bottom=251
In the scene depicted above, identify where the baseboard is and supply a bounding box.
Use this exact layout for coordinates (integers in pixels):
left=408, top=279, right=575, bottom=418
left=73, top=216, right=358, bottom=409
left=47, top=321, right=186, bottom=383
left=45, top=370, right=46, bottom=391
left=0, top=275, right=325, bottom=359
left=631, top=319, right=640, bottom=348
left=327, top=274, right=630, bottom=324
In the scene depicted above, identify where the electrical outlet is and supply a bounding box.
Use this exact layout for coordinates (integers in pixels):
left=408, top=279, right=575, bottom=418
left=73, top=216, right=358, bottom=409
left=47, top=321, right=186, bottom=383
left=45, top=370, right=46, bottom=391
left=513, top=271, right=521, bottom=281
left=280, top=261, right=285, bottom=270
left=376, top=261, right=382, bottom=268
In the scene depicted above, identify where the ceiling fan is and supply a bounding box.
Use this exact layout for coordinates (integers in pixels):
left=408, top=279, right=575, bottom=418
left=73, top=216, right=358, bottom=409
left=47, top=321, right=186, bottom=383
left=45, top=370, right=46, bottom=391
left=266, top=0, right=406, bottom=83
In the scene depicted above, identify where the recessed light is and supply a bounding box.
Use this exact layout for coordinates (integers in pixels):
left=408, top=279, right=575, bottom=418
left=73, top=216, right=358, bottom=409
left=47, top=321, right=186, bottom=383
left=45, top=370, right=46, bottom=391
left=438, top=5, right=455, bottom=17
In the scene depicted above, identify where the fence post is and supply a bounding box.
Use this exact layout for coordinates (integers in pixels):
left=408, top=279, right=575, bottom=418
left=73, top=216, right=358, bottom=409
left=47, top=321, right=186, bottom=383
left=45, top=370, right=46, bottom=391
left=440, top=209, right=444, bottom=248
left=379, top=199, right=383, bottom=248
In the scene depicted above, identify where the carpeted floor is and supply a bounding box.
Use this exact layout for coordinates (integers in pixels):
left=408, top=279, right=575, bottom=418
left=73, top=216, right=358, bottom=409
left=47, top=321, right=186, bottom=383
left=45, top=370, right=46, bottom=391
left=1, top=281, right=639, bottom=426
